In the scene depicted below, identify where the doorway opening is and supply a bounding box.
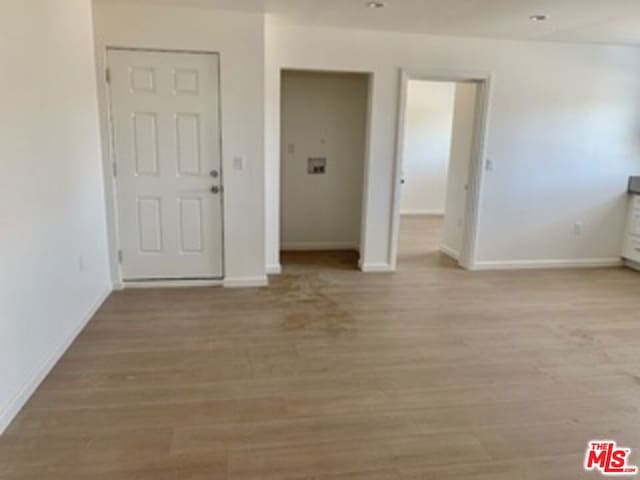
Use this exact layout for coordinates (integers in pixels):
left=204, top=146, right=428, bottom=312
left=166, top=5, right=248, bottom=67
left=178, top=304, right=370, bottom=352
left=279, top=69, right=371, bottom=272
left=392, top=73, right=490, bottom=271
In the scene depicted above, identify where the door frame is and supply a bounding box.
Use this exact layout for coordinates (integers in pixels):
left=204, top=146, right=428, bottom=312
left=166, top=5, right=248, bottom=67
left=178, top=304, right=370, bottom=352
left=103, top=46, right=226, bottom=287
left=277, top=68, right=374, bottom=269
left=390, top=67, right=493, bottom=270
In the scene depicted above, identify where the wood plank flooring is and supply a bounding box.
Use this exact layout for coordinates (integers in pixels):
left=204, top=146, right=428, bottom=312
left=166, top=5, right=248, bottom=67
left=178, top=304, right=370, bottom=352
left=2, top=216, right=640, bottom=479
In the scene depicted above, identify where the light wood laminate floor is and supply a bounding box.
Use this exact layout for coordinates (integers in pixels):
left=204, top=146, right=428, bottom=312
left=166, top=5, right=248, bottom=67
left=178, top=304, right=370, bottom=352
left=2, top=216, right=640, bottom=479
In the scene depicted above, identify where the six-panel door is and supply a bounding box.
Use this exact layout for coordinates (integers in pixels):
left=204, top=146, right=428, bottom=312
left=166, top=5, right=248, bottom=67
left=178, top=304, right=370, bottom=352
left=107, top=49, right=223, bottom=280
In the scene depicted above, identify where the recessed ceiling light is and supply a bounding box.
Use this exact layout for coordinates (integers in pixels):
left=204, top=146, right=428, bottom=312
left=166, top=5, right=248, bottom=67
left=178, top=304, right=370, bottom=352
left=366, top=1, right=386, bottom=8
left=529, top=14, right=549, bottom=22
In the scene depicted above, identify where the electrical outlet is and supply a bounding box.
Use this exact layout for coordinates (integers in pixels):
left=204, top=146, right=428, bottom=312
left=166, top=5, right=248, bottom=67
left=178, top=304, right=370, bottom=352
left=573, top=221, right=584, bottom=235
left=486, top=158, right=495, bottom=172
left=287, top=143, right=295, bottom=155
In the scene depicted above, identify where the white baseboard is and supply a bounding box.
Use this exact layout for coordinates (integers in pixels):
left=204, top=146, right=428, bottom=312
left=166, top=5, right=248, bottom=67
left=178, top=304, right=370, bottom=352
left=266, top=264, right=282, bottom=275
left=472, top=257, right=623, bottom=271
left=281, top=242, right=359, bottom=251
left=401, top=210, right=444, bottom=217
left=624, top=259, right=640, bottom=271
left=224, top=276, right=269, bottom=288
left=440, top=244, right=460, bottom=261
left=0, top=287, right=112, bottom=435
left=359, top=262, right=394, bottom=273
left=124, top=279, right=223, bottom=288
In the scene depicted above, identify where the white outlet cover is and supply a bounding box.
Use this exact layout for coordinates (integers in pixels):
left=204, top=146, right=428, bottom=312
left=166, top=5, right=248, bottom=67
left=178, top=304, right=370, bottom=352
left=486, top=158, right=495, bottom=171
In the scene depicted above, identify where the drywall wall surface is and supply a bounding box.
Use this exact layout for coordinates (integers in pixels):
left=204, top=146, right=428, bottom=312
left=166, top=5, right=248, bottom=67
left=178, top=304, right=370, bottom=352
left=442, top=83, right=478, bottom=257
left=400, top=80, right=455, bottom=215
left=281, top=71, right=367, bottom=250
left=0, top=0, right=111, bottom=433
left=93, top=2, right=266, bottom=283
left=266, top=22, right=640, bottom=268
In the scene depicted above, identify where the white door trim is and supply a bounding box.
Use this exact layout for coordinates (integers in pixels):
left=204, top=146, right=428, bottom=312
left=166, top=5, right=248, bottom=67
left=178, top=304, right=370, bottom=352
left=103, top=46, right=226, bottom=286
left=390, top=67, right=494, bottom=271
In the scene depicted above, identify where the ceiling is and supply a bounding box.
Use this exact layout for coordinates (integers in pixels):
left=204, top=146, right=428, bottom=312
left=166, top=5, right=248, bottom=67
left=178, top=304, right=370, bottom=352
left=99, top=0, right=640, bottom=46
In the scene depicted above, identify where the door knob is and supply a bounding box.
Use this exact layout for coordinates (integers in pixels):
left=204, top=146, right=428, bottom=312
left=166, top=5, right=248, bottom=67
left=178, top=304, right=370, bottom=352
left=210, top=169, right=219, bottom=178
left=211, top=186, right=220, bottom=194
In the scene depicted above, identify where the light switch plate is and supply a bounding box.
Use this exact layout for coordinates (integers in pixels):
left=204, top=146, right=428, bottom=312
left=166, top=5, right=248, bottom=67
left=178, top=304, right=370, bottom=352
left=233, top=156, right=245, bottom=171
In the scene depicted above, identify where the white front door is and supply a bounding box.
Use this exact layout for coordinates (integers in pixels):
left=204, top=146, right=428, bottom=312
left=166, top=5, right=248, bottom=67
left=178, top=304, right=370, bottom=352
left=107, top=49, right=223, bottom=280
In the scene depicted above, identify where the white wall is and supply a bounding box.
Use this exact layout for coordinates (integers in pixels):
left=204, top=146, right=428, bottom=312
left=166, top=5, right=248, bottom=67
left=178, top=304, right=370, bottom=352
left=281, top=71, right=367, bottom=250
left=400, top=81, right=455, bottom=216
left=265, top=23, right=640, bottom=271
left=442, top=83, right=478, bottom=258
left=0, top=0, right=111, bottom=433
left=93, top=2, right=266, bottom=286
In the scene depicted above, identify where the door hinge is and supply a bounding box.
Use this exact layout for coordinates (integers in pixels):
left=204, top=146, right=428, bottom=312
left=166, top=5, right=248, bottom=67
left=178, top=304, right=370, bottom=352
left=105, top=68, right=111, bottom=84
left=112, top=162, right=118, bottom=178
left=117, top=250, right=123, bottom=264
